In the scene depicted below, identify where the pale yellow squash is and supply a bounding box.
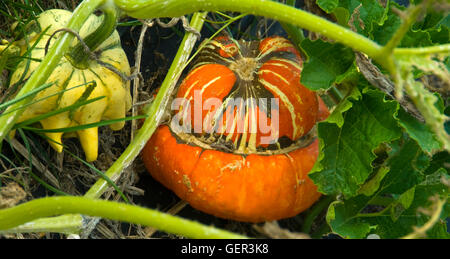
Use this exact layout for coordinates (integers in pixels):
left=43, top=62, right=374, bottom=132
left=8, top=9, right=132, bottom=162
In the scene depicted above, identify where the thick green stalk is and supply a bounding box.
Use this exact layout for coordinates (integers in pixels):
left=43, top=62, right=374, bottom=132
left=301, top=195, right=335, bottom=234
left=0, top=197, right=247, bottom=239
left=114, top=0, right=383, bottom=60
left=84, top=12, right=208, bottom=199
left=0, top=215, right=84, bottom=235
left=394, top=44, right=450, bottom=56
left=382, top=4, right=423, bottom=54
left=0, top=0, right=106, bottom=143
left=66, top=1, right=119, bottom=68
left=379, top=3, right=426, bottom=74
left=279, top=0, right=305, bottom=45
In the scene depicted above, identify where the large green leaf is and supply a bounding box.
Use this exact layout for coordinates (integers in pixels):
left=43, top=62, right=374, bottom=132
left=326, top=141, right=449, bottom=239
left=325, top=84, right=361, bottom=127
left=344, top=0, right=387, bottom=36
left=310, top=90, right=402, bottom=197
left=371, top=1, right=448, bottom=46
left=413, top=9, right=450, bottom=45
left=357, top=166, right=390, bottom=196
left=424, top=151, right=450, bottom=175
left=316, top=0, right=387, bottom=34
left=299, top=39, right=355, bottom=90
left=326, top=195, right=373, bottom=238
left=368, top=170, right=449, bottom=239
left=396, top=108, right=442, bottom=154
left=394, top=54, right=450, bottom=152
left=370, top=5, right=402, bottom=45
left=379, top=138, right=428, bottom=195
left=316, top=0, right=339, bottom=13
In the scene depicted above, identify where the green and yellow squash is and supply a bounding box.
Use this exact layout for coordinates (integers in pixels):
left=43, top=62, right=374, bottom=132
left=7, top=9, right=131, bottom=162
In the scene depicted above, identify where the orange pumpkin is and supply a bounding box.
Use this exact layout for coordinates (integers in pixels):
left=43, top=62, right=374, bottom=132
left=141, top=36, right=329, bottom=222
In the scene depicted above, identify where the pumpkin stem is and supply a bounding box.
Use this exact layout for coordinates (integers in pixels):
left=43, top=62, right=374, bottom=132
left=66, top=3, right=118, bottom=69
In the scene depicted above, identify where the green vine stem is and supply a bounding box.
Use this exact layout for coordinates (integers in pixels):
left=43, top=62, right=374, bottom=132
left=0, top=196, right=247, bottom=239
left=394, top=44, right=450, bottom=56
left=113, top=0, right=450, bottom=77
left=84, top=11, right=207, bottom=199
left=278, top=0, right=305, bottom=45
left=380, top=1, right=433, bottom=94
left=66, top=0, right=119, bottom=68
left=0, top=0, right=106, bottom=144
left=301, top=195, right=335, bottom=234
left=0, top=214, right=83, bottom=235
left=114, top=0, right=384, bottom=63
left=379, top=3, right=425, bottom=58
left=402, top=197, right=447, bottom=239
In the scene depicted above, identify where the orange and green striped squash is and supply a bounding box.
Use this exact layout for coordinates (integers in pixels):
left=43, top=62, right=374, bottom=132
left=142, top=36, right=329, bottom=222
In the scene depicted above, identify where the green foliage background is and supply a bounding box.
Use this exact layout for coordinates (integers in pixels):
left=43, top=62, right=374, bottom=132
left=299, top=0, right=449, bottom=238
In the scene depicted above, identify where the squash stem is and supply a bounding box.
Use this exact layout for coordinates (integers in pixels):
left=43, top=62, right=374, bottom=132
left=114, top=0, right=383, bottom=62
left=278, top=0, right=305, bottom=46
left=0, top=214, right=84, bottom=235
left=301, top=195, right=335, bottom=234
left=0, top=196, right=247, bottom=239
left=66, top=2, right=118, bottom=69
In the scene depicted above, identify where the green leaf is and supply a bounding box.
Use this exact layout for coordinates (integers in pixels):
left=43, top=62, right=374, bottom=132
left=326, top=196, right=373, bottom=239
left=325, top=84, right=361, bottom=127
left=380, top=138, right=428, bottom=195
left=310, top=90, right=401, bottom=197
left=428, top=25, right=449, bottom=45
left=332, top=7, right=350, bottom=26
left=379, top=170, right=449, bottom=238
left=424, top=151, right=450, bottom=175
left=396, top=108, right=442, bottom=154
left=400, top=29, right=433, bottom=48
left=326, top=134, right=448, bottom=239
left=413, top=9, right=445, bottom=30
left=356, top=0, right=387, bottom=36
left=371, top=1, right=448, bottom=47
left=335, top=0, right=387, bottom=36
left=413, top=9, right=449, bottom=45
left=390, top=187, right=415, bottom=221
left=397, top=187, right=416, bottom=210
left=299, top=39, right=355, bottom=90
left=327, top=167, right=448, bottom=239
left=395, top=54, right=450, bottom=152
left=316, top=0, right=339, bottom=13
left=335, top=63, right=361, bottom=84
left=358, top=166, right=390, bottom=196
left=371, top=7, right=402, bottom=45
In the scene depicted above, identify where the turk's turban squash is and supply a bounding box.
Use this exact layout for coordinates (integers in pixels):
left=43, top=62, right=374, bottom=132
left=8, top=9, right=131, bottom=162
left=142, top=36, right=329, bottom=222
